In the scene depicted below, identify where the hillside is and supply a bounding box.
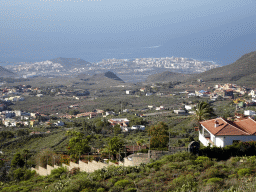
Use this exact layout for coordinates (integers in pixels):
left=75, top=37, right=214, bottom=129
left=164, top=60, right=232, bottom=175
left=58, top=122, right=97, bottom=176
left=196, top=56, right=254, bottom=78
left=104, top=71, right=124, bottom=82
left=0, top=66, right=16, bottom=77
left=2, top=152, right=256, bottom=191
left=78, top=71, right=125, bottom=87
left=191, top=51, right=256, bottom=85
left=79, top=71, right=124, bottom=82
left=50, top=57, right=91, bottom=69
left=146, top=71, right=192, bottom=83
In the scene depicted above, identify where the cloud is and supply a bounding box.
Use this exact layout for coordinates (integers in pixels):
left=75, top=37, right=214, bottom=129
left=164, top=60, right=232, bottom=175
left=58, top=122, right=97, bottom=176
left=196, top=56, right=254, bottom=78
left=143, top=45, right=161, bottom=49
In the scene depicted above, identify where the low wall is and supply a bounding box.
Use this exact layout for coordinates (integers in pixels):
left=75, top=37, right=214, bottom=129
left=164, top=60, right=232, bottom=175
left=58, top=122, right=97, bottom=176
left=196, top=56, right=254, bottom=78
left=32, top=149, right=188, bottom=176
left=32, top=160, right=120, bottom=176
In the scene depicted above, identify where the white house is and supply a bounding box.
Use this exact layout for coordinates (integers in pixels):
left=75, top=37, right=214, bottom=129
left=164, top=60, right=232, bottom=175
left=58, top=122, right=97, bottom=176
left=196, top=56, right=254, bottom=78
left=174, top=109, right=186, bottom=114
left=4, top=118, right=17, bottom=127
left=54, top=121, right=65, bottom=126
left=131, top=125, right=145, bottom=131
left=108, top=118, right=130, bottom=127
left=199, top=117, right=256, bottom=148
left=185, top=105, right=196, bottom=111
left=156, top=106, right=164, bottom=111
left=145, top=92, right=153, bottom=96
left=248, top=89, right=256, bottom=98
left=244, top=110, right=256, bottom=116
left=126, top=90, right=132, bottom=95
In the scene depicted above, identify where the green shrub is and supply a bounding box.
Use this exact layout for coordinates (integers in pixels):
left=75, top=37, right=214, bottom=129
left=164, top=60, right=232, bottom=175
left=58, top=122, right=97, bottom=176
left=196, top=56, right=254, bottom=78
left=11, top=168, right=36, bottom=182
left=50, top=167, right=68, bottom=179
left=147, top=161, right=163, bottom=171
left=114, top=179, right=131, bottom=189
left=125, top=188, right=137, bottom=192
left=97, top=188, right=105, bottom=192
left=163, top=152, right=196, bottom=162
left=206, top=177, right=223, bottom=185
left=237, top=168, right=251, bottom=177
left=195, top=156, right=210, bottom=164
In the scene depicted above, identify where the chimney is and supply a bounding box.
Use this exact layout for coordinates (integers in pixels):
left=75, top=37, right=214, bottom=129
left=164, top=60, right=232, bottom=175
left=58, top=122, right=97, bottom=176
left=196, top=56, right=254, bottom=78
left=215, top=120, right=219, bottom=128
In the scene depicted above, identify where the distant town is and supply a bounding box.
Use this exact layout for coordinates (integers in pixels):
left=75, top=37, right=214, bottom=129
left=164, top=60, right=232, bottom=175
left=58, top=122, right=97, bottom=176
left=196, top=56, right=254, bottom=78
left=6, top=56, right=219, bottom=83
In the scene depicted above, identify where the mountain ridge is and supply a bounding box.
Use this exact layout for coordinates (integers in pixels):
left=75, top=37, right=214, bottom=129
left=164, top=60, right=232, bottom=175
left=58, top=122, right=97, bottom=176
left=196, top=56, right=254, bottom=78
left=190, top=51, right=256, bottom=85
left=146, top=71, right=192, bottom=83
left=0, top=66, right=16, bottom=77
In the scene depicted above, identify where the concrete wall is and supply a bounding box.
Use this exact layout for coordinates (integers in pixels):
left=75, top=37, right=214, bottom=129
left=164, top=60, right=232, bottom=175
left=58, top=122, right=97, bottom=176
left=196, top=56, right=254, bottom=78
left=32, top=160, right=120, bottom=176
left=32, top=150, right=180, bottom=176
left=199, top=132, right=211, bottom=146
left=221, top=135, right=256, bottom=147
left=31, top=166, right=48, bottom=176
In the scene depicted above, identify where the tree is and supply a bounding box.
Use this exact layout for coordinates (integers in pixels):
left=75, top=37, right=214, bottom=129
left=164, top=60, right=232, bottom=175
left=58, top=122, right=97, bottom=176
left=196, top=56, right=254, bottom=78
left=129, top=117, right=146, bottom=127
left=68, top=110, right=79, bottom=116
left=113, top=124, right=121, bottom=136
left=194, top=101, right=215, bottom=123
left=107, top=137, right=123, bottom=160
left=67, top=131, right=91, bottom=161
left=17, top=129, right=28, bottom=137
left=11, top=153, right=25, bottom=168
left=148, top=122, right=169, bottom=149
left=23, top=149, right=29, bottom=168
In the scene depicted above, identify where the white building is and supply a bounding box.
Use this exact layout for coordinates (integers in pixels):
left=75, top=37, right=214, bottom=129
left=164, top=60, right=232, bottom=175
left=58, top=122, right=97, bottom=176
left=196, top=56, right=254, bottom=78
left=4, top=118, right=17, bottom=127
left=199, top=117, right=256, bottom=148
left=244, top=110, right=256, bottom=116
left=156, top=106, right=164, bottom=111
left=185, top=105, right=196, bottom=111
left=126, top=90, right=132, bottom=95
left=248, top=89, right=256, bottom=98
left=54, top=121, right=65, bottom=126
left=145, top=92, right=153, bottom=96
left=174, top=109, right=186, bottom=114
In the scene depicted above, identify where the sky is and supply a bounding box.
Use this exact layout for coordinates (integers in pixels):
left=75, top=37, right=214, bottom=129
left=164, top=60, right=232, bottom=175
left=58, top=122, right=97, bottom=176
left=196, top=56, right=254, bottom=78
left=1, top=0, right=256, bottom=65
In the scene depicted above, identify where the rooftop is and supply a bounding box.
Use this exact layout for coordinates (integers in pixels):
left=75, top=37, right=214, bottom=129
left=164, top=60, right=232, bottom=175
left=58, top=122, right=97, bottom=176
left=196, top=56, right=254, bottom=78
left=200, top=117, right=256, bottom=136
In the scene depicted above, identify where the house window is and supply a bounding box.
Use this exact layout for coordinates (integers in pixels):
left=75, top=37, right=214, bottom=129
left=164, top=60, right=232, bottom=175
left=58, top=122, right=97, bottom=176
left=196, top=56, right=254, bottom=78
left=232, top=140, right=240, bottom=144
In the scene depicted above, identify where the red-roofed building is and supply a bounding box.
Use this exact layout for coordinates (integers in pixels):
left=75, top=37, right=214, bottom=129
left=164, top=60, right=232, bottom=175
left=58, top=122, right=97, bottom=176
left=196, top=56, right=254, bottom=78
left=199, top=117, right=256, bottom=147
left=108, top=118, right=130, bottom=127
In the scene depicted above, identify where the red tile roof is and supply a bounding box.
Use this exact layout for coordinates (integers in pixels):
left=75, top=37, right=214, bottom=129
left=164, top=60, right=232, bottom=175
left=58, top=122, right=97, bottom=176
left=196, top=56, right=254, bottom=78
left=200, top=117, right=256, bottom=136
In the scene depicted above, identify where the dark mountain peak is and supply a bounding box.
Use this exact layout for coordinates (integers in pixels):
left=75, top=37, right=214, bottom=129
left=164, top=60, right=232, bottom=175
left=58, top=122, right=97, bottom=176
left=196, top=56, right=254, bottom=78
left=104, top=71, right=124, bottom=82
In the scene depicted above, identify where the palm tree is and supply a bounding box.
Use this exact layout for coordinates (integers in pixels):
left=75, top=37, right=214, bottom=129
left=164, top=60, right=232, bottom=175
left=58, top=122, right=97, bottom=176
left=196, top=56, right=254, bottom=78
left=195, top=101, right=215, bottom=122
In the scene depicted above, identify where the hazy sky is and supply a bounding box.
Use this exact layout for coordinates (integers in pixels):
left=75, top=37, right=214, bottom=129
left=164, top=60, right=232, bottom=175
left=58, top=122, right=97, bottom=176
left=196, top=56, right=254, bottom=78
left=1, top=0, right=256, bottom=64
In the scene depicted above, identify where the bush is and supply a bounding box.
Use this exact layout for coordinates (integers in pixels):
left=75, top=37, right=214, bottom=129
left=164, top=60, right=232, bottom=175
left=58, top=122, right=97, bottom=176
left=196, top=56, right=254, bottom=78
left=206, top=177, right=223, bottom=185
left=195, top=156, right=210, bottom=164
left=114, top=179, right=131, bottom=189
left=237, top=168, right=251, bottom=177
left=50, top=167, right=68, bottom=179
left=126, top=188, right=137, bottom=192
left=162, top=152, right=196, bottom=163
left=11, top=168, right=36, bottom=182
left=97, top=188, right=105, bottom=192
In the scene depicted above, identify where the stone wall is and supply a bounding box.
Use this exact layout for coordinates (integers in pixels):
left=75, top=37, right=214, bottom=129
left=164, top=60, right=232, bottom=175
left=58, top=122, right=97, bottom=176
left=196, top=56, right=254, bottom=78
left=32, top=149, right=189, bottom=176
left=32, top=160, right=119, bottom=176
